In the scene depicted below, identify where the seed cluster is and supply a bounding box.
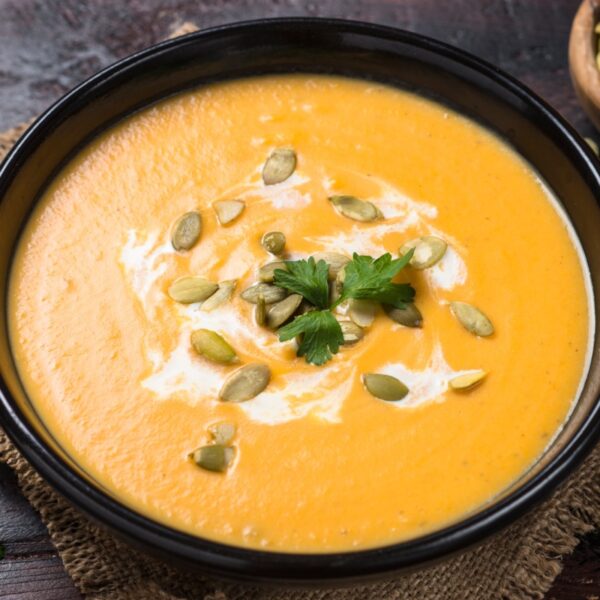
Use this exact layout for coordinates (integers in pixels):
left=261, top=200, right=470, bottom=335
left=166, top=147, right=494, bottom=472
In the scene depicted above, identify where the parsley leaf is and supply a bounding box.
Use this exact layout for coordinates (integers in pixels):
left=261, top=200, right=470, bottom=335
left=273, top=257, right=330, bottom=309
left=337, top=251, right=415, bottom=309
left=278, top=310, right=344, bottom=366
left=273, top=251, right=415, bottom=365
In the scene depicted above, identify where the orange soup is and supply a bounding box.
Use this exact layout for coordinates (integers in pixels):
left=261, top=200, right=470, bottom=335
left=8, top=75, right=592, bottom=552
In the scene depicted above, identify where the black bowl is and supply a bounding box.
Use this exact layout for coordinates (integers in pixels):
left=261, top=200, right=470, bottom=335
left=1, top=18, right=600, bottom=586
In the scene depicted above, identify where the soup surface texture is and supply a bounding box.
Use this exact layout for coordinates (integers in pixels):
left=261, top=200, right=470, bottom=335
left=9, top=75, right=591, bottom=552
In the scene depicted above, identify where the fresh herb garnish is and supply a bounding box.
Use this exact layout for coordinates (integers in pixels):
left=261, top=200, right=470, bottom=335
left=273, top=257, right=329, bottom=309
left=275, top=251, right=415, bottom=365
left=335, top=251, right=415, bottom=309
left=278, top=310, right=344, bottom=366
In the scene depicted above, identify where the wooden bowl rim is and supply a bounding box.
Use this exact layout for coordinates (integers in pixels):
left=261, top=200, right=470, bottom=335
left=569, top=0, right=600, bottom=113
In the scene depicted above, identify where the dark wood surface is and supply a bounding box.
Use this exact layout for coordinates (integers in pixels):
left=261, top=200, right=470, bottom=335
left=0, top=1, right=598, bottom=598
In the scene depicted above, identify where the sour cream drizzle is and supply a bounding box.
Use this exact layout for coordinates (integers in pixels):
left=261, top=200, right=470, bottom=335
left=119, top=170, right=474, bottom=424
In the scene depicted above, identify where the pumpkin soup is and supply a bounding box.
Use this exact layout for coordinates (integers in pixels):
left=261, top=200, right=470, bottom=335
left=8, top=75, right=592, bottom=552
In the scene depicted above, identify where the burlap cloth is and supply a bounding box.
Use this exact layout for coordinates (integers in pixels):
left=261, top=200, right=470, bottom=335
left=1, top=24, right=600, bottom=599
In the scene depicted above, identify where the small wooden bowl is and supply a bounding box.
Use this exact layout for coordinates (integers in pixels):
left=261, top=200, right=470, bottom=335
left=570, top=0, right=600, bottom=131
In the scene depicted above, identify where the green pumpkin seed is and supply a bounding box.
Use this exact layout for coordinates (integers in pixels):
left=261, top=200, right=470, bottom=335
left=208, top=421, right=237, bottom=445
left=241, top=283, right=287, bottom=304
left=171, top=211, right=202, bottom=251
left=450, top=302, right=494, bottom=337
left=339, top=320, right=364, bottom=345
left=255, top=293, right=267, bottom=327
left=297, top=299, right=317, bottom=315
left=259, top=261, right=287, bottom=283
left=329, top=280, right=341, bottom=305
left=328, top=195, right=380, bottom=222
left=449, top=370, right=486, bottom=391
left=585, top=137, right=599, bottom=156
left=336, top=264, right=347, bottom=286
left=168, top=277, right=218, bottom=304
left=261, top=231, right=286, bottom=255
left=363, top=373, right=409, bottom=401
left=213, top=199, right=245, bottom=225
left=384, top=303, right=423, bottom=328
left=267, top=294, right=302, bottom=329
left=348, top=299, right=377, bottom=327
left=219, top=363, right=271, bottom=402
left=262, top=148, right=297, bottom=185
left=201, top=280, right=237, bottom=311
left=190, top=329, right=238, bottom=364
left=190, top=444, right=235, bottom=472
left=312, top=252, right=351, bottom=280
left=400, top=236, right=447, bottom=269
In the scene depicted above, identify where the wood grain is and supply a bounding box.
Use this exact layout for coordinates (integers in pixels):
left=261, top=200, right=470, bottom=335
left=0, top=0, right=597, bottom=598
left=0, top=463, right=82, bottom=598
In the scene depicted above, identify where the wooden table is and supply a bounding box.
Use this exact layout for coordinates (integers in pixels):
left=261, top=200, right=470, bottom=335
left=0, top=1, right=598, bottom=598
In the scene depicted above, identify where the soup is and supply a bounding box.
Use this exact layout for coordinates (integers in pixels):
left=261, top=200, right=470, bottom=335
left=8, top=75, right=592, bottom=552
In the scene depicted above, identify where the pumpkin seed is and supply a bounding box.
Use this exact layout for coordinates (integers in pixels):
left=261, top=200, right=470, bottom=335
left=255, top=293, right=267, bottom=326
left=262, top=148, right=297, bottom=185
left=348, top=299, right=377, bottom=327
left=219, top=363, right=271, bottom=402
left=339, top=320, right=364, bottom=345
left=190, top=329, right=238, bottom=364
left=585, top=137, right=599, bottom=156
left=297, top=299, right=316, bottom=315
left=328, top=195, right=380, bottom=222
left=261, top=231, right=286, bottom=255
left=329, top=280, right=341, bottom=305
left=168, top=277, right=218, bottom=304
left=449, top=370, right=487, bottom=391
left=450, top=302, right=494, bottom=337
left=201, top=280, right=237, bottom=311
left=266, top=294, right=302, bottom=329
left=336, top=264, right=347, bottom=287
left=363, top=373, right=409, bottom=401
left=259, top=261, right=287, bottom=283
left=190, top=444, right=234, bottom=472
left=213, top=199, right=245, bottom=225
left=171, top=211, right=202, bottom=251
left=312, top=252, right=351, bottom=280
left=208, top=421, right=237, bottom=445
left=400, top=236, right=447, bottom=269
left=384, top=303, right=423, bottom=328
left=241, top=283, right=287, bottom=304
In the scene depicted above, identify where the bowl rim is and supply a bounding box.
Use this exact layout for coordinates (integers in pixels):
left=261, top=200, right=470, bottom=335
left=1, top=16, right=600, bottom=584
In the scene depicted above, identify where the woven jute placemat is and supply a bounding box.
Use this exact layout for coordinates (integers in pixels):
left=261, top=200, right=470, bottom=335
left=1, top=24, right=600, bottom=600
